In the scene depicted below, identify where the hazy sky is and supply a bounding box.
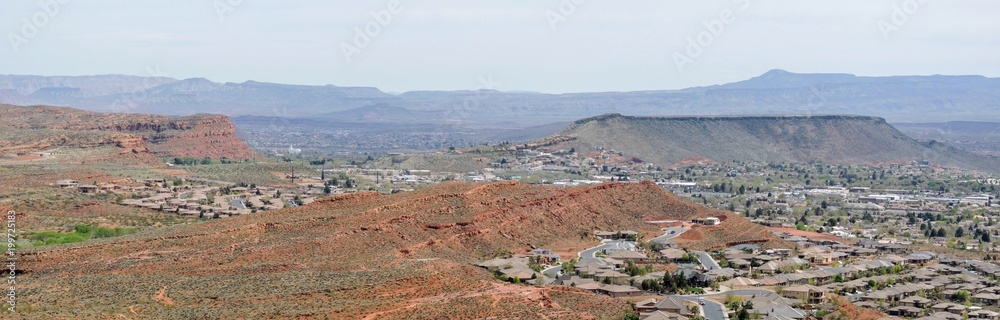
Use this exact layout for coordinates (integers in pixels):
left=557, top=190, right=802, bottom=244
left=1, top=0, right=997, bottom=93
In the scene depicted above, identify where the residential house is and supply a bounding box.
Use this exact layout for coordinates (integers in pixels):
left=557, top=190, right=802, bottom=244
left=888, top=306, right=925, bottom=318
left=721, top=277, right=760, bottom=289
left=528, top=249, right=560, bottom=263
left=660, top=248, right=686, bottom=261
left=899, top=295, right=932, bottom=308
left=78, top=185, right=99, bottom=194
left=651, top=296, right=691, bottom=315
left=931, top=302, right=966, bottom=315
left=918, top=312, right=963, bottom=320
left=974, top=292, right=1000, bottom=306
left=969, top=310, right=1000, bottom=320
left=598, top=285, right=642, bottom=297
left=608, top=250, right=647, bottom=262
left=781, top=285, right=826, bottom=305
left=54, top=180, right=79, bottom=188
left=906, top=252, right=936, bottom=265
left=641, top=311, right=689, bottom=320
left=596, top=230, right=639, bottom=241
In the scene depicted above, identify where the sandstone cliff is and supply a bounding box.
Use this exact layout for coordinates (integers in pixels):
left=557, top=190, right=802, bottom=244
left=0, top=104, right=254, bottom=162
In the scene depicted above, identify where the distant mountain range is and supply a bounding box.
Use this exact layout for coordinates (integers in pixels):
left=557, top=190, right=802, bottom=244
left=2, top=70, right=999, bottom=126
left=894, top=121, right=1000, bottom=156
left=545, top=114, right=1000, bottom=173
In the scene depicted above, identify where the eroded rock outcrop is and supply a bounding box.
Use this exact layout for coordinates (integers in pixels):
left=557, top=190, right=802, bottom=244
left=0, top=104, right=254, bottom=162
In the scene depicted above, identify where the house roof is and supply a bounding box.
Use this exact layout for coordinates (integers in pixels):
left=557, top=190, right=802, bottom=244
left=721, top=277, right=760, bottom=287
left=654, top=296, right=688, bottom=313
left=900, top=295, right=931, bottom=303
left=608, top=250, right=647, bottom=259
left=916, top=312, right=963, bottom=320
left=600, top=284, right=641, bottom=293
left=575, top=282, right=603, bottom=290
left=642, top=311, right=689, bottom=320
left=970, top=310, right=1000, bottom=317
left=783, top=284, right=825, bottom=293
left=660, top=248, right=686, bottom=259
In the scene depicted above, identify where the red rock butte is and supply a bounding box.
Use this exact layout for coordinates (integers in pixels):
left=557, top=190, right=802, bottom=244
left=0, top=104, right=255, bottom=162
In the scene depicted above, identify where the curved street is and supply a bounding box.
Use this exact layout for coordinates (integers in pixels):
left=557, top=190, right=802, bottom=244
left=672, top=289, right=775, bottom=320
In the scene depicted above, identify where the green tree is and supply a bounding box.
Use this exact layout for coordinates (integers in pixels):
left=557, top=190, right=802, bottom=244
left=621, top=314, right=640, bottom=320
left=954, top=290, right=969, bottom=303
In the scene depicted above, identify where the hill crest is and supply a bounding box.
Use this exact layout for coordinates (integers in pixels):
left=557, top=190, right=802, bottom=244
left=554, top=113, right=998, bottom=172
left=22, top=181, right=780, bottom=318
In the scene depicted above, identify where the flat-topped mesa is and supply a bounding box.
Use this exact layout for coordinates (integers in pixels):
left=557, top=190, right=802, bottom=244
left=0, top=104, right=255, bottom=161
left=572, top=113, right=886, bottom=125
left=552, top=113, right=997, bottom=172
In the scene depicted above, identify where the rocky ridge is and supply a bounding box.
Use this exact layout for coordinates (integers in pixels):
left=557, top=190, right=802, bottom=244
left=0, top=104, right=254, bottom=162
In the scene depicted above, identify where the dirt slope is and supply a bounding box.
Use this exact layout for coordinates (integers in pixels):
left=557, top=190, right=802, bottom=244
left=20, top=181, right=781, bottom=319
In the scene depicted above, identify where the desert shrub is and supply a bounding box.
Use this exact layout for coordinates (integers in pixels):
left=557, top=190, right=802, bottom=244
left=93, top=227, right=136, bottom=238
left=74, top=224, right=94, bottom=234
left=31, top=231, right=87, bottom=246
left=31, top=225, right=138, bottom=246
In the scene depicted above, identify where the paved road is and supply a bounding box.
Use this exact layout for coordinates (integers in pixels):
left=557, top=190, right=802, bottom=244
left=693, top=251, right=720, bottom=270
left=579, top=240, right=637, bottom=264
left=674, top=295, right=726, bottom=320
left=579, top=244, right=606, bottom=264
left=672, top=289, right=775, bottom=320
left=651, top=227, right=688, bottom=244
left=231, top=199, right=245, bottom=209
left=543, top=265, right=562, bottom=278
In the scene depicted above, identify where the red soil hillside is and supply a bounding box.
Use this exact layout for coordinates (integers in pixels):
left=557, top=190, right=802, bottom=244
left=0, top=104, right=254, bottom=161
left=20, top=181, right=780, bottom=319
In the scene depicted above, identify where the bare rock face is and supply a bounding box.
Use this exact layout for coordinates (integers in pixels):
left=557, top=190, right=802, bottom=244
left=0, top=104, right=255, bottom=163
left=147, top=114, right=256, bottom=159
